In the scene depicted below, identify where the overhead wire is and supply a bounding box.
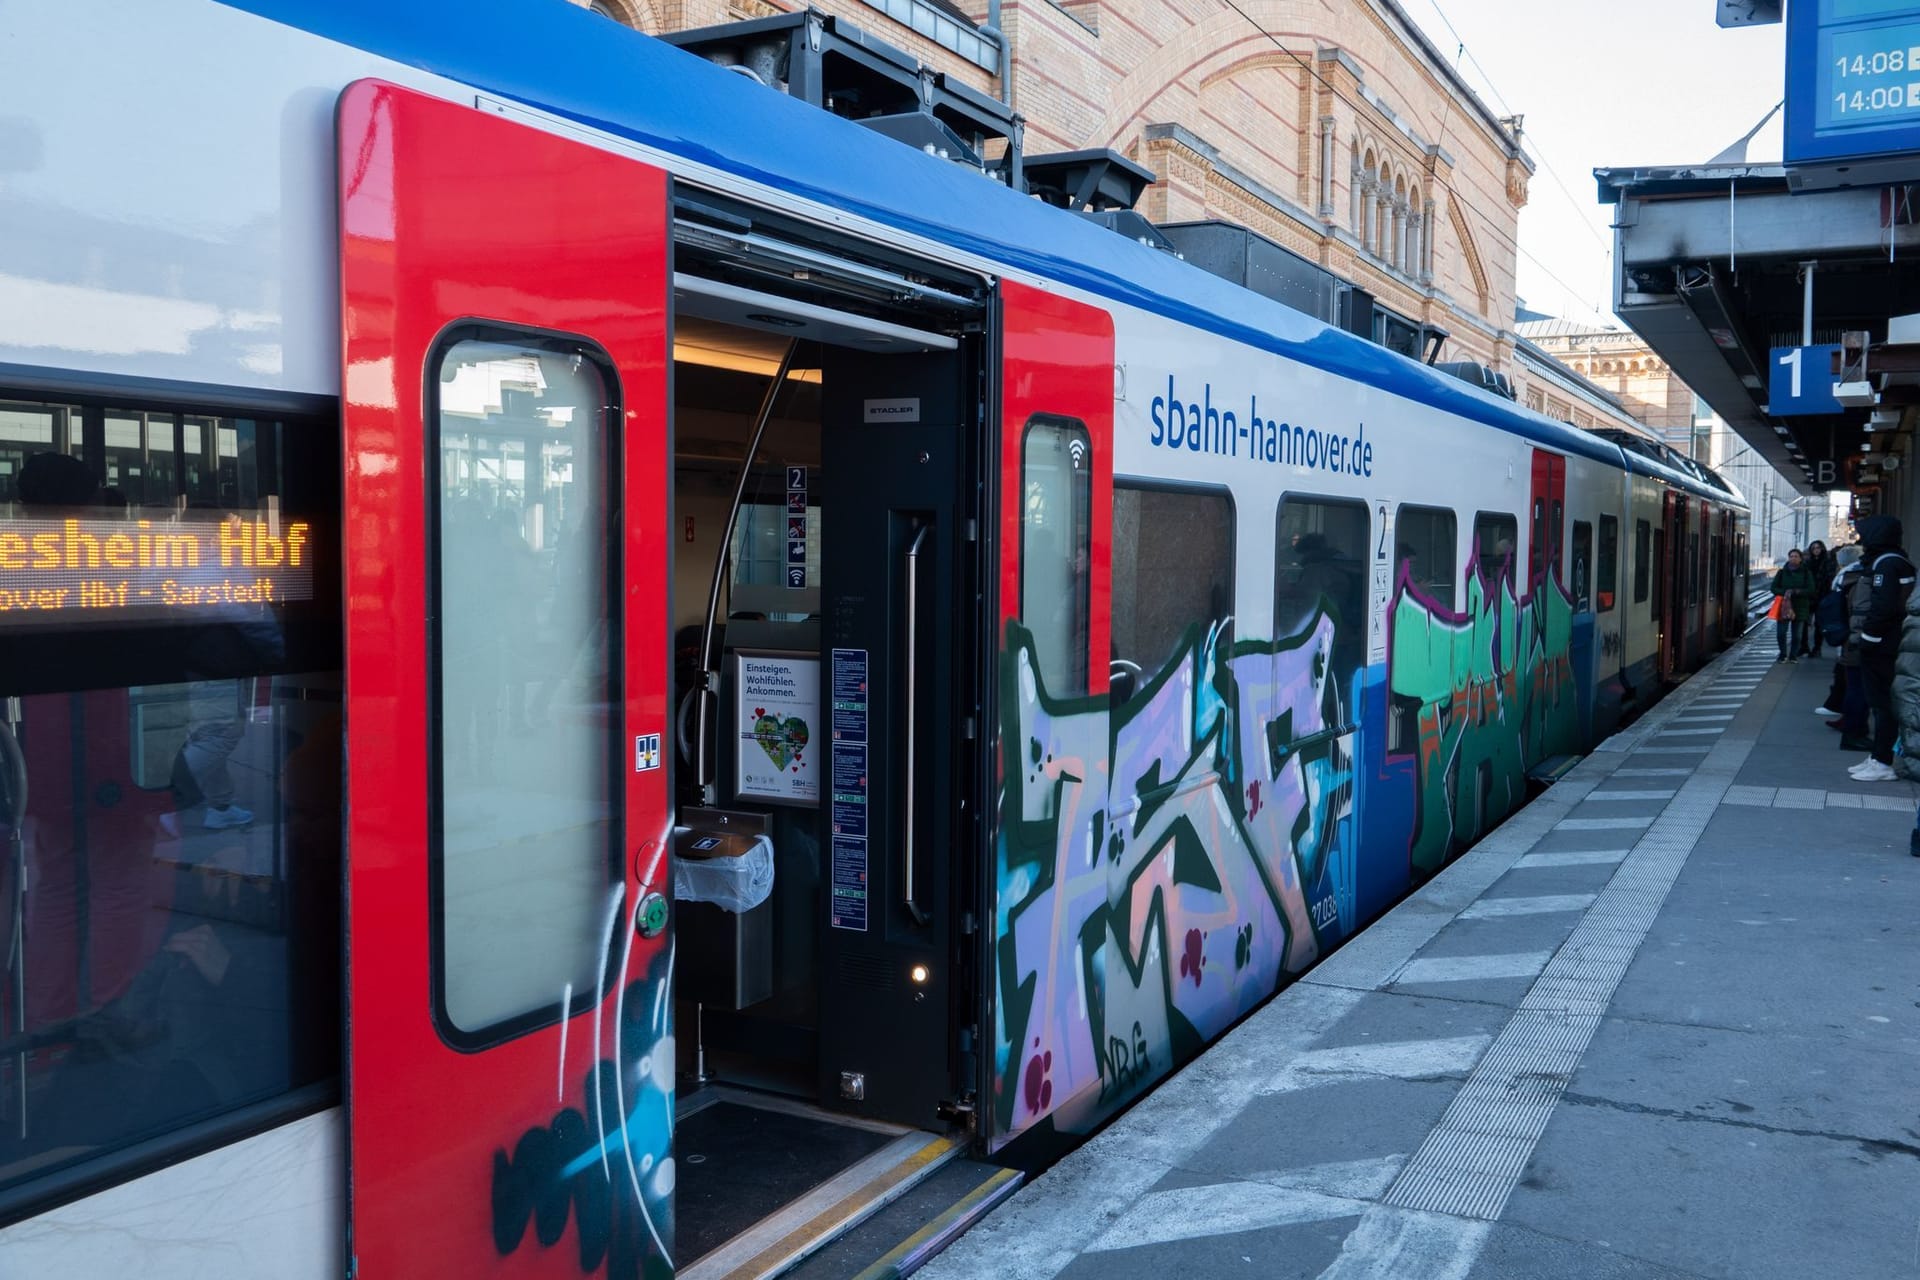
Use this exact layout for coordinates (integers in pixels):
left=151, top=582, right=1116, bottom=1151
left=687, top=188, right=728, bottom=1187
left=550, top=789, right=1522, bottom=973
left=1414, top=0, right=1614, bottom=257
left=1210, top=0, right=1611, bottom=316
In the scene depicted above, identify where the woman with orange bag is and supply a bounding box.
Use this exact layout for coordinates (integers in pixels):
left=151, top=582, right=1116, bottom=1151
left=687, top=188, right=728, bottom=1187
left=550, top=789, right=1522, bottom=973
left=1772, top=548, right=1816, bottom=663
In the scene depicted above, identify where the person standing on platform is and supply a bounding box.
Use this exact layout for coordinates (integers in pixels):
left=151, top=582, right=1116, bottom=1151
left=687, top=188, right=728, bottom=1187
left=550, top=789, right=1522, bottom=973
left=1804, top=539, right=1836, bottom=657
left=1815, top=545, right=1857, bottom=717
left=1826, top=547, right=1872, bottom=752
left=1890, top=553, right=1920, bottom=853
left=1850, top=517, right=1915, bottom=783
left=1771, top=548, right=1815, bottom=663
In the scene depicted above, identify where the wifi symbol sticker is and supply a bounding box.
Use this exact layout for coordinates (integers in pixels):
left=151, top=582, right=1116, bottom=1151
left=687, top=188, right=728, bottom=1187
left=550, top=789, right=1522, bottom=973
left=1068, top=438, right=1088, bottom=467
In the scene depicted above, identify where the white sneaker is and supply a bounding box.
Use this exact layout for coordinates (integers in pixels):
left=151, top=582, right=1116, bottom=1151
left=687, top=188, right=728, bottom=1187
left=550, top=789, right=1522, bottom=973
left=1852, top=761, right=1899, bottom=782
left=203, top=804, right=254, bottom=830
left=1814, top=706, right=1842, bottom=716
left=1847, top=757, right=1878, bottom=775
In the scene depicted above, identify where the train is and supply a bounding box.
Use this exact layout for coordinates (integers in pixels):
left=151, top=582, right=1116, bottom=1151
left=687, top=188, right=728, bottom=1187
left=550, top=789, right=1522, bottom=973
left=0, top=1, right=1748, bottom=1276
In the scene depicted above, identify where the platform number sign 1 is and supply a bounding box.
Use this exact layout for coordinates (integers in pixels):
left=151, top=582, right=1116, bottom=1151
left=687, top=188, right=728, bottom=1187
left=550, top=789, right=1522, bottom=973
left=787, top=465, right=809, bottom=589
left=1769, top=344, right=1843, bottom=416
left=1369, top=499, right=1392, bottom=665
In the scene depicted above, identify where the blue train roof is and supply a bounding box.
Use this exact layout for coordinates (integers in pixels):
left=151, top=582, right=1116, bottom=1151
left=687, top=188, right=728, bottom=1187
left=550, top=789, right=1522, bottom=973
left=224, top=0, right=1740, bottom=508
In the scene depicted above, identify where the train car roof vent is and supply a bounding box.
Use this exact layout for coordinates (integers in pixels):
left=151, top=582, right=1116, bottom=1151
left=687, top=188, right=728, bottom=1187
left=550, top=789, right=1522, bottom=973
left=1080, top=209, right=1180, bottom=256
left=1435, top=360, right=1517, bottom=400
left=1157, top=221, right=1339, bottom=321
left=659, top=9, right=1022, bottom=182
left=1020, top=149, right=1158, bottom=212
left=856, top=112, right=983, bottom=168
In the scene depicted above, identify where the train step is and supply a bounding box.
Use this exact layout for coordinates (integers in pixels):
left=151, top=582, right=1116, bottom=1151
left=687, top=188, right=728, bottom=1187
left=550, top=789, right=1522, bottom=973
left=1527, top=753, right=1582, bottom=786
left=783, top=1155, right=1023, bottom=1280
left=677, top=1091, right=962, bottom=1280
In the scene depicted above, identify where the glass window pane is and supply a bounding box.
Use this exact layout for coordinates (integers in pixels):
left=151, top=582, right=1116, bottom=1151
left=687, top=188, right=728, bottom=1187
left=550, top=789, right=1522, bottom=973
left=0, top=392, right=339, bottom=1208
left=1020, top=417, right=1090, bottom=697
left=1598, top=515, right=1619, bottom=612
left=1571, top=520, right=1593, bottom=612
left=1473, top=511, right=1518, bottom=586
left=1395, top=504, right=1456, bottom=610
left=1651, top=527, right=1665, bottom=614
left=1111, top=485, right=1232, bottom=681
left=1276, top=495, right=1369, bottom=717
left=433, top=336, right=616, bottom=1036
left=1633, top=519, right=1650, bottom=604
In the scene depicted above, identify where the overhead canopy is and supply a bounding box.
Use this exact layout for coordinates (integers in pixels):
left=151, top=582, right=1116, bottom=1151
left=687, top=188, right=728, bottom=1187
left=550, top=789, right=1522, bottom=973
left=1596, top=163, right=1920, bottom=495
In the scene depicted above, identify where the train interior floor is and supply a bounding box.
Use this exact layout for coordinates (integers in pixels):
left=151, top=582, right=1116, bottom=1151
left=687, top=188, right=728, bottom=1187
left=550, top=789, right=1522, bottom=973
left=672, top=1092, right=895, bottom=1263
left=918, top=635, right=1920, bottom=1280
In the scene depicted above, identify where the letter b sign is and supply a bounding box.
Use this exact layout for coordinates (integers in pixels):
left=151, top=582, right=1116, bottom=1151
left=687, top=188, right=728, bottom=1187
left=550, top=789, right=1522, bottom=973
left=1815, top=459, right=1836, bottom=486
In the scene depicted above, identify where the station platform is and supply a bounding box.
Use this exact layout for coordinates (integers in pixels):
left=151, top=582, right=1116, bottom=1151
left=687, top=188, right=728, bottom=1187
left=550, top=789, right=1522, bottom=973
left=920, top=634, right=1920, bottom=1279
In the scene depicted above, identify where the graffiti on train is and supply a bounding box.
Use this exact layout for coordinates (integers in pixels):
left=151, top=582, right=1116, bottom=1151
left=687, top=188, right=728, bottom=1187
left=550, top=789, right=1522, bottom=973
left=1388, top=550, right=1579, bottom=877
left=992, top=541, right=1578, bottom=1146
left=992, top=612, right=1353, bottom=1140
left=488, top=925, right=674, bottom=1278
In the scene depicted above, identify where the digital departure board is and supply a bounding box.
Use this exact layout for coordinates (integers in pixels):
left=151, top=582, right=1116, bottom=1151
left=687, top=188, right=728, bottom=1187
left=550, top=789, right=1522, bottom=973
left=0, top=514, right=314, bottom=626
left=1787, top=0, right=1920, bottom=167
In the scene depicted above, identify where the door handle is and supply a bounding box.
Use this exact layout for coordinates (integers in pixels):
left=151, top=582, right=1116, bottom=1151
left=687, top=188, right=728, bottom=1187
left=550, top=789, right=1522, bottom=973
left=902, top=523, right=930, bottom=926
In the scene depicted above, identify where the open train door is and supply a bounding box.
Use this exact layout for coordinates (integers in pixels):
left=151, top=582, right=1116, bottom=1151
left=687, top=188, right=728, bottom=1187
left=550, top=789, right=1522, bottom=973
left=339, top=82, right=675, bottom=1277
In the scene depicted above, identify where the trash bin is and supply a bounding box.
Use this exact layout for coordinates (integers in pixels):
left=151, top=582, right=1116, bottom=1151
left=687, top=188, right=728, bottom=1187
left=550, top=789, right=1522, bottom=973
left=673, top=826, right=776, bottom=1009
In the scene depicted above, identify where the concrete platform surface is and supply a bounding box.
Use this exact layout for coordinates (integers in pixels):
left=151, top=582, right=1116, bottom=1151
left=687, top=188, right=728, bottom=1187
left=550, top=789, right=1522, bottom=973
left=922, top=637, right=1920, bottom=1280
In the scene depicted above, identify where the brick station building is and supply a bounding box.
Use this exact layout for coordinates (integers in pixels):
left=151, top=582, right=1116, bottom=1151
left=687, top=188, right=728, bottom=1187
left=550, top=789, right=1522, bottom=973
left=576, top=0, right=1533, bottom=373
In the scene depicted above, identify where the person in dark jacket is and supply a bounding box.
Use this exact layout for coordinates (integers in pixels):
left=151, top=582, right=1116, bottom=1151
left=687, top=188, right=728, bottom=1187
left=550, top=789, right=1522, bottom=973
left=1770, top=548, right=1816, bottom=663
left=1849, top=516, right=1915, bottom=782
left=1889, top=565, right=1920, bottom=853
left=1804, top=539, right=1836, bottom=657
left=1824, top=547, right=1872, bottom=751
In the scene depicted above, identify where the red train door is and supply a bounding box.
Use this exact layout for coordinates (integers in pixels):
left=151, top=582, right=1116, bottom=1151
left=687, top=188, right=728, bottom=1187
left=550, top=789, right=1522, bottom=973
left=991, top=280, right=1114, bottom=1146
left=1660, top=492, right=1687, bottom=679
left=1528, top=452, right=1565, bottom=598
left=339, top=82, right=674, bottom=1277
left=996, top=280, right=1114, bottom=693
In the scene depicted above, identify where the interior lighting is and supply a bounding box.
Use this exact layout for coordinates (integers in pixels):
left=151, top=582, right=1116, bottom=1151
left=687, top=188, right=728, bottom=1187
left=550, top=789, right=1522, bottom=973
left=909, top=963, right=931, bottom=985
left=671, top=341, right=822, bottom=383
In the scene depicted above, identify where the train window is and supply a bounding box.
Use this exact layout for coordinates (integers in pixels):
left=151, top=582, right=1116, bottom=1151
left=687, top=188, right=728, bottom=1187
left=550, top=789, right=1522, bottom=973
left=0, top=390, right=340, bottom=1218
left=1651, top=528, right=1665, bottom=616
left=1633, top=519, right=1651, bottom=604
left=1598, top=515, right=1618, bottom=612
left=1528, top=495, right=1563, bottom=585
left=1020, top=416, right=1092, bottom=696
left=1472, top=511, right=1518, bottom=587
left=431, top=334, right=618, bottom=1038
left=1111, top=484, right=1232, bottom=691
left=1571, top=521, right=1593, bottom=612
left=1277, top=495, right=1369, bottom=714
left=1395, top=504, right=1456, bottom=609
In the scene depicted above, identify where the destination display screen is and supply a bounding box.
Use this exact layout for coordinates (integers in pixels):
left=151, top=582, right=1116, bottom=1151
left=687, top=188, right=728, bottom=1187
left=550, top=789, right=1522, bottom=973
left=1787, top=0, right=1920, bottom=163
left=0, top=514, right=314, bottom=626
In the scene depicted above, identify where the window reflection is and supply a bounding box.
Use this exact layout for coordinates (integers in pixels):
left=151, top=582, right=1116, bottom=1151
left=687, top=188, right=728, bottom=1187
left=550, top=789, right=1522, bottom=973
left=0, top=681, right=338, bottom=1177
left=433, top=337, right=617, bottom=1037
left=0, top=394, right=338, bottom=1207
left=1020, top=416, right=1091, bottom=697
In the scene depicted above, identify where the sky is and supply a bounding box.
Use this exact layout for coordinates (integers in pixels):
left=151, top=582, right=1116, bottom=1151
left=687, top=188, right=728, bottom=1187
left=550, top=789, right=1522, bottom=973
left=1393, top=0, right=1788, bottom=326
